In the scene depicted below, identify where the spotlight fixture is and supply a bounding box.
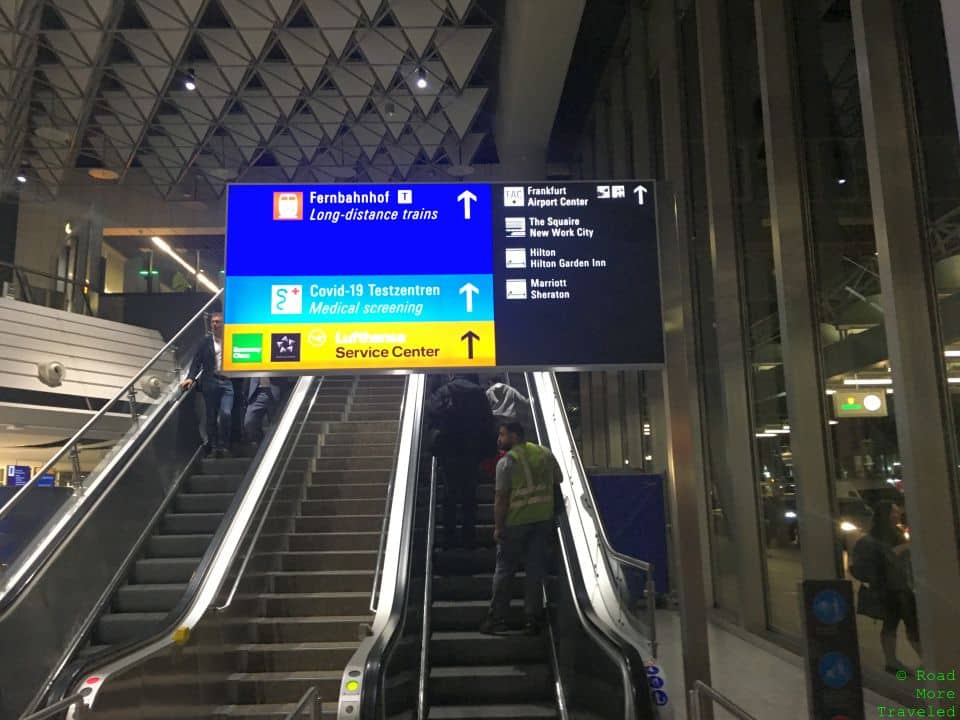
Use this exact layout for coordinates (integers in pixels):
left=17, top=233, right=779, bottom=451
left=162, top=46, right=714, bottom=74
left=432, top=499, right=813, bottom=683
left=416, top=68, right=428, bottom=89
left=184, top=68, right=197, bottom=92
left=837, top=177, right=847, bottom=185
left=385, top=101, right=396, bottom=117
left=15, top=173, right=26, bottom=184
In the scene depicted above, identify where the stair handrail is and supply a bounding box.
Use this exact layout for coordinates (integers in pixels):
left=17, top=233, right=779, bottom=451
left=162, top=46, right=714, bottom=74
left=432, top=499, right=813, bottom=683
left=19, top=688, right=90, bottom=720
left=688, top=681, right=756, bottom=720
left=417, top=457, right=438, bottom=720
left=0, top=288, right=223, bottom=524
left=213, top=377, right=325, bottom=612
left=371, top=374, right=412, bottom=613
left=284, top=686, right=322, bottom=720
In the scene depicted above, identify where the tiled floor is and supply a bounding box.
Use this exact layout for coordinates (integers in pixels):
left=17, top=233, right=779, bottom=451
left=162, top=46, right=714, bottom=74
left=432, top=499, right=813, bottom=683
left=655, top=611, right=896, bottom=719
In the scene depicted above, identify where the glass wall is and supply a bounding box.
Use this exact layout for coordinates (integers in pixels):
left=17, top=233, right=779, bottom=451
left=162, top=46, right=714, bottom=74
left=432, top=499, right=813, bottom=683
left=791, top=0, right=920, bottom=673
left=902, top=0, right=960, bottom=527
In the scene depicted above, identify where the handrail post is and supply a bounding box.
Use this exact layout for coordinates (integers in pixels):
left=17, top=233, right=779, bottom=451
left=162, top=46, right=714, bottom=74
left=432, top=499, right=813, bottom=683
left=69, top=443, right=82, bottom=486
left=127, top=388, right=139, bottom=421
left=311, top=692, right=322, bottom=720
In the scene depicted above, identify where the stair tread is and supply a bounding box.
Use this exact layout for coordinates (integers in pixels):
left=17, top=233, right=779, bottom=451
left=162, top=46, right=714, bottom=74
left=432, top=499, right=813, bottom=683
left=185, top=641, right=361, bottom=653
left=118, top=582, right=188, bottom=592
left=432, top=665, right=547, bottom=678
left=235, top=591, right=369, bottom=600
left=212, top=703, right=338, bottom=716
left=220, top=615, right=372, bottom=624
left=99, top=611, right=167, bottom=621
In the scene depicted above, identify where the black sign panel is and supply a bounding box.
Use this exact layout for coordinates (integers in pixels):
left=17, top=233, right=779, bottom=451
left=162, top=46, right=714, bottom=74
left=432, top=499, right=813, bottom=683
left=801, top=580, right=866, bottom=720
left=492, top=181, right=662, bottom=367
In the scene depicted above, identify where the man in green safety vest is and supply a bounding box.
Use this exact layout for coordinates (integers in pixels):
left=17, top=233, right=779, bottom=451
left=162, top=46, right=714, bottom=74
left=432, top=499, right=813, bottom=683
left=480, top=422, right=563, bottom=636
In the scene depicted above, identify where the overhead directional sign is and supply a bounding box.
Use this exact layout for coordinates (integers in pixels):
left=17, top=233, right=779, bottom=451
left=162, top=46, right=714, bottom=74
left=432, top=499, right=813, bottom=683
left=222, top=181, right=662, bottom=373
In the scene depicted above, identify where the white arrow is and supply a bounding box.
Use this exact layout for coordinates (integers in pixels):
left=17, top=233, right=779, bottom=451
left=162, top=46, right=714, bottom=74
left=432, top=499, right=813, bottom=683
left=633, top=185, right=648, bottom=205
left=457, top=190, right=478, bottom=219
left=459, top=282, right=479, bottom=313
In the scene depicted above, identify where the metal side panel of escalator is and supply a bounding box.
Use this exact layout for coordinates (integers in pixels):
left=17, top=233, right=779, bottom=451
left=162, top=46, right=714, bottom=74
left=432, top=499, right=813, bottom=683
left=347, top=371, right=661, bottom=720
left=41, top=374, right=415, bottom=720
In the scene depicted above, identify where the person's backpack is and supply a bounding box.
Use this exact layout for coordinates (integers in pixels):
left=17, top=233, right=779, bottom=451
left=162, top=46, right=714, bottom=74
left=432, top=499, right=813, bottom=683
left=429, top=379, right=494, bottom=457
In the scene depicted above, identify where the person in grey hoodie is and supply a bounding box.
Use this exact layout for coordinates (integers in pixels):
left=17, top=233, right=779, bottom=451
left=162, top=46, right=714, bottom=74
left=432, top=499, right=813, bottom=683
left=486, top=376, right=532, bottom=427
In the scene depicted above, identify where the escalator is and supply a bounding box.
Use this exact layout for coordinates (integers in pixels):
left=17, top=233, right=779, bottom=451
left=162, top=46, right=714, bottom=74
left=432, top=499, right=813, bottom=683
left=32, top=374, right=413, bottom=719
left=343, top=371, right=664, bottom=720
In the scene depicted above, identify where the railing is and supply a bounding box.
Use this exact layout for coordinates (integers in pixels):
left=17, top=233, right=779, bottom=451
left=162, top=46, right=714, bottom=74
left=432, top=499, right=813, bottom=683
left=417, top=458, right=438, bottom=720
left=529, top=372, right=658, bottom=657
left=20, top=688, right=90, bottom=720
left=0, top=260, right=93, bottom=315
left=0, top=290, right=223, bottom=603
left=213, top=377, right=324, bottom=612
left=688, top=681, right=756, bottom=720
left=371, top=376, right=411, bottom=613
left=284, top=687, right=322, bottom=720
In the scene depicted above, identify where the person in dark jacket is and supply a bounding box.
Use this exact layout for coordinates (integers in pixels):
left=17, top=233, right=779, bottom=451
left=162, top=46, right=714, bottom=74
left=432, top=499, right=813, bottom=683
left=427, top=374, right=497, bottom=550
left=180, top=311, right=234, bottom=457
left=852, top=501, right=921, bottom=673
left=243, top=376, right=288, bottom=447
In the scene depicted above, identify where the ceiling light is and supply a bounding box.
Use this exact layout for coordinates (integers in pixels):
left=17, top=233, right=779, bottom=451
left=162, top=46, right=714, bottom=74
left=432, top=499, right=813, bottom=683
left=842, top=378, right=892, bottom=386
left=416, top=68, right=428, bottom=89
left=184, top=68, right=197, bottom=91
left=15, top=173, right=26, bottom=184
left=828, top=420, right=839, bottom=425
left=837, top=177, right=847, bottom=185
left=88, top=167, right=120, bottom=181
left=755, top=432, right=776, bottom=438
left=825, top=389, right=837, bottom=395
left=946, top=350, right=960, bottom=358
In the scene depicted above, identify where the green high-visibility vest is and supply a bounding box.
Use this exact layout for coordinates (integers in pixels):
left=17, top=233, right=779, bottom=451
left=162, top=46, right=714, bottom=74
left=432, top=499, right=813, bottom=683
left=506, top=442, right=555, bottom=527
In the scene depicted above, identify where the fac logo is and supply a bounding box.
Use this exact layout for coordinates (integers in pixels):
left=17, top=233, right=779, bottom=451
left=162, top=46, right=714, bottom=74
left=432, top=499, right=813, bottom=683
left=271, top=285, right=302, bottom=315
left=273, top=191, right=303, bottom=220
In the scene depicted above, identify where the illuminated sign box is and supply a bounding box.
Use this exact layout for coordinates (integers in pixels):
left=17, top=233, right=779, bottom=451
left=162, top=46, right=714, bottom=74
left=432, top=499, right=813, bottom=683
left=222, top=181, right=663, bottom=373
left=833, top=390, right=888, bottom=418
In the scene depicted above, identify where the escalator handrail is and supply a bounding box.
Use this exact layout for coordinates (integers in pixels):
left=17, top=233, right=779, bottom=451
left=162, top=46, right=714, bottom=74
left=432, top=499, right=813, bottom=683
left=417, top=458, right=438, bottom=720
left=353, top=374, right=426, bottom=718
left=525, top=371, right=653, bottom=719
left=22, top=441, right=206, bottom=716
left=538, top=371, right=657, bottom=650
left=371, top=375, right=412, bottom=613
left=56, top=376, right=318, bottom=714
left=0, top=367, right=207, bottom=615
left=213, top=377, right=326, bottom=612
left=0, top=289, right=222, bottom=523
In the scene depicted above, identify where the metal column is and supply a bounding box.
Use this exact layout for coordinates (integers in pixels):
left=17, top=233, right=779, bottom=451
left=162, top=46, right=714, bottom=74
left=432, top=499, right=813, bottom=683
left=654, top=0, right=713, bottom=705
left=753, top=0, right=839, bottom=578
left=694, top=0, right=766, bottom=632
left=939, top=0, right=960, bottom=145
left=852, top=0, right=960, bottom=674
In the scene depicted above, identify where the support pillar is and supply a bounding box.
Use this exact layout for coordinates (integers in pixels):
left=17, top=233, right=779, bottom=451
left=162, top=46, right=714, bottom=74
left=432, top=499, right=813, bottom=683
left=852, top=0, right=960, bottom=675
left=754, top=0, right=839, bottom=578
left=695, top=0, right=766, bottom=632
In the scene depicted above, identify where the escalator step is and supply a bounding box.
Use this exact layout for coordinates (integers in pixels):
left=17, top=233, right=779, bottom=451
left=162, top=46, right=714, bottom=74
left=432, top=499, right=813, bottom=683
left=133, top=557, right=201, bottom=584
left=114, top=583, right=188, bottom=612
left=429, top=665, right=553, bottom=705
left=95, top=612, right=167, bottom=645
left=175, top=492, right=235, bottom=513
left=146, top=533, right=215, bottom=558
left=432, top=601, right=524, bottom=632
left=431, top=632, right=545, bottom=666
left=429, top=705, right=558, bottom=719
left=185, top=474, right=244, bottom=493
left=162, top=513, right=225, bottom=534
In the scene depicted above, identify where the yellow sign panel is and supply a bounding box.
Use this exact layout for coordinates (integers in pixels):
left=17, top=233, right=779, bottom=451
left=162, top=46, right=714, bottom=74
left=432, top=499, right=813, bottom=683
left=223, top=321, right=496, bottom=372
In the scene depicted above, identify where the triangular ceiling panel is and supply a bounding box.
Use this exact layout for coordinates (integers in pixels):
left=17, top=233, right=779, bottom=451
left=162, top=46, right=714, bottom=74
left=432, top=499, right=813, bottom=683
left=121, top=30, right=171, bottom=65
left=440, top=86, right=485, bottom=137
left=72, top=30, right=105, bottom=62
left=278, top=29, right=329, bottom=68
left=111, top=64, right=155, bottom=97
left=448, top=0, right=472, bottom=21
left=43, top=31, right=87, bottom=65
left=259, top=61, right=303, bottom=95
left=267, top=0, right=297, bottom=21
left=155, top=29, right=189, bottom=59
left=328, top=63, right=375, bottom=115
left=400, top=27, right=433, bottom=57
left=357, top=28, right=406, bottom=88
left=411, top=116, right=446, bottom=151
left=320, top=29, right=355, bottom=60
left=200, top=29, right=252, bottom=65
left=219, top=0, right=275, bottom=28
left=302, top=0, right=360, bottom=29
left=435, top=27, right=489, bottom=89
left=359, top=0, right=383, bottom=20
left=137, top=0, right=190, bottom=30
left=191, top=62, right=233, bottom=96
left=389, top=0, right=443, bottom=29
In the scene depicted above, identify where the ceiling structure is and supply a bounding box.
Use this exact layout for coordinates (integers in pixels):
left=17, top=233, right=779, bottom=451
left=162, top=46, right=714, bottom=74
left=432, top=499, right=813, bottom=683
left=0, top=0, right=500, bottom=199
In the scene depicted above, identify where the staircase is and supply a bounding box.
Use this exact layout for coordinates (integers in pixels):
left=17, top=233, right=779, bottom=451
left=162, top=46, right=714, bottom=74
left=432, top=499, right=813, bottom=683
left=427, top=467, right=558, bottom=719
left=85, top=375, right=405, bottom=719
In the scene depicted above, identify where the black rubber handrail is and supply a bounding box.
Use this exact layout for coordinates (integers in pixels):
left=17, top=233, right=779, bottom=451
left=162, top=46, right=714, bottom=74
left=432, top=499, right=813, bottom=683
left=358, top=378, right=427, bottom=719
left=42, top=378, right=320, bottom=710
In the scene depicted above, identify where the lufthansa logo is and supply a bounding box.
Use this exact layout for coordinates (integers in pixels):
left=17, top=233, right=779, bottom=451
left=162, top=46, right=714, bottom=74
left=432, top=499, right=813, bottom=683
left=308, top=329, right=328, bottom=347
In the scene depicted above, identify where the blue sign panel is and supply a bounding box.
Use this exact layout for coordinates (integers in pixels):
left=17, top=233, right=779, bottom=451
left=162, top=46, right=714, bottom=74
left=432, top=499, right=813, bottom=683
left=5, top=465, right=30, bottom=487
left=813, top=589, right=849, bottom=625
left=818, top=652, right=854, bottom=689
left=223, top=181, right=662, bottom=373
